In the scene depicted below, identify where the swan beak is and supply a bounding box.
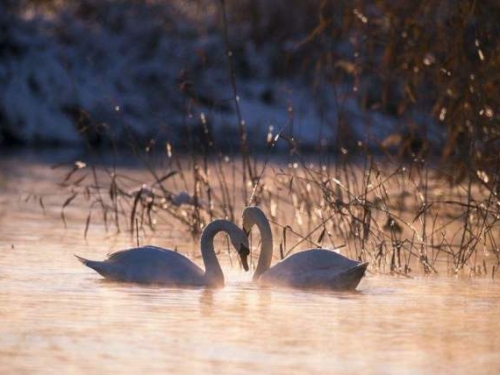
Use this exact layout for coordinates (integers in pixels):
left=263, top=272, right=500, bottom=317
left=238, top=244, right=250, bottom=271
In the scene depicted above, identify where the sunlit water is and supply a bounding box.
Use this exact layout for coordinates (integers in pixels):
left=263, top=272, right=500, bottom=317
left=1, top=152, right=500, bottom=374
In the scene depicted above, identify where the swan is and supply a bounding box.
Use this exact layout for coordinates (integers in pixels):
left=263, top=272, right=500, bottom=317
left=242, top=206, right=368, bottom=290
left=75, top=219, right=250, bottom=288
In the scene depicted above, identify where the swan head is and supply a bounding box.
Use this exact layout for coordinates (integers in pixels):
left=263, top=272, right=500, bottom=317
left=231, top=230, right=250, bottom=272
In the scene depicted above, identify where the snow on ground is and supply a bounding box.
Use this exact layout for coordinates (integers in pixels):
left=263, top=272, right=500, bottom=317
left=0, top=2, right=444, bottom=151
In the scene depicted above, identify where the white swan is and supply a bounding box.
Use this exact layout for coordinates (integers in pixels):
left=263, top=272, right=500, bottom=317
left=242, top=206, right=368, bottom=290
left=75, top=219, right=250, bottom=288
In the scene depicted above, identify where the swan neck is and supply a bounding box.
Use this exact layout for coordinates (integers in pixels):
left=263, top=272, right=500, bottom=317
left=251, top=210, right=273, bottom=282
left=200, top=220, right=238, bottom=286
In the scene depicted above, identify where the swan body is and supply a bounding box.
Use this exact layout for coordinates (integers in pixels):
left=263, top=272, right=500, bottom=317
left=257, top=249, right=368, bottom=290
left=76, top=219, right=249, bottom=288
left=242, top=207, right=368, bottom=290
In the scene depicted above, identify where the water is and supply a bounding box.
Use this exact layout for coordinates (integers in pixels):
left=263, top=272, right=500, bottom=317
left=1, top=153, right=500, bottom=374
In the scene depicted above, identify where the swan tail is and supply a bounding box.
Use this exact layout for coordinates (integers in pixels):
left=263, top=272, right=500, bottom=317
left=74, top=254, right=90, bottom=265
left=331, top=262, right=368, bottom=290
left=74, top=254, right=115, bottom=279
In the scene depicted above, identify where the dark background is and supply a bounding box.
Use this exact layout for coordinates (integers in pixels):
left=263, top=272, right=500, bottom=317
left=1, top=0, right=499, bottom=167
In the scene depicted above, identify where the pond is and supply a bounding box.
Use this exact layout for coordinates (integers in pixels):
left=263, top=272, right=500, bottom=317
left=1, top=151, right=499, bottom=374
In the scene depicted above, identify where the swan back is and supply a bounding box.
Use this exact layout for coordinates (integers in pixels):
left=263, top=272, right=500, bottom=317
left=274, top=249, right=359, bottom=273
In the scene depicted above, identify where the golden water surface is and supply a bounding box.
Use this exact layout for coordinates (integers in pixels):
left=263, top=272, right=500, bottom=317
left=1, top=152, right=499, bottom=375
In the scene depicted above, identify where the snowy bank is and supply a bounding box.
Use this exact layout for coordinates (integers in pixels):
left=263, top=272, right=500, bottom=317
left=0, top=1, right=444, bottom=153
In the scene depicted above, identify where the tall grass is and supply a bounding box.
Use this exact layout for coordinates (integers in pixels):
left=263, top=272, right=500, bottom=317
left=55, top=139, right=500, bottom=277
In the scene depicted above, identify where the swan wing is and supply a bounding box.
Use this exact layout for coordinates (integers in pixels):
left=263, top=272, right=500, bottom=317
left=270, top=249, right=359, bottom=274
left=259, top=249, right=367, bottom=290
left=289, top=263, right=368, bottom=290
left=79, top=246, right=206, bottom=285
left=105, top=245, right=172, bottom=262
